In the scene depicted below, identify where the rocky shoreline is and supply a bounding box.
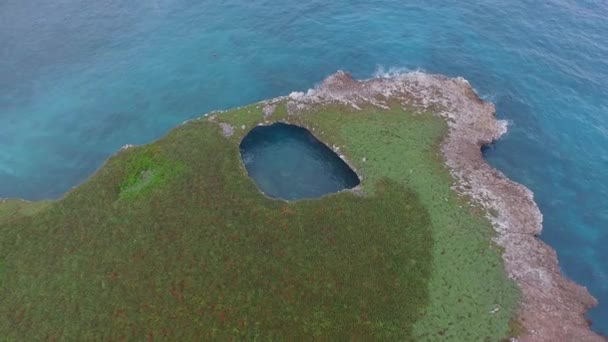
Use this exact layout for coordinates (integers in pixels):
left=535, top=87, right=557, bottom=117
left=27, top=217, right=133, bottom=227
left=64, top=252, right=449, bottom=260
left=274, top=71, right=604, bottom=341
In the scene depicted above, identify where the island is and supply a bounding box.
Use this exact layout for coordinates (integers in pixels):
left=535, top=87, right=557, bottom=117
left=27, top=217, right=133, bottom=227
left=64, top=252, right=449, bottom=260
left=0, top=71, right=602, bottom=341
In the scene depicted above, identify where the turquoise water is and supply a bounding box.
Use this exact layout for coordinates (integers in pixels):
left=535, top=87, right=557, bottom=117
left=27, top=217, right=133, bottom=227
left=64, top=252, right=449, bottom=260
left=1, top=0, right=607, bottom=333
left=239, top=123, right=360, bottom=200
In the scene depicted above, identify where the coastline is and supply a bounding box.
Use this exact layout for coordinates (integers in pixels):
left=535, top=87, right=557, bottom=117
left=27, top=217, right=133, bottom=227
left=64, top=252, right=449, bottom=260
left=276, top=71, right=603, bottom=341
left=0, top=71, right=602, bottom=340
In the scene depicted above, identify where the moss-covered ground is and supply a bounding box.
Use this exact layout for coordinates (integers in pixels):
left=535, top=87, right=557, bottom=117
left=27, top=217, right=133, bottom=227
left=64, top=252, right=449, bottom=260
left=0, top=101, right=518, bottom=340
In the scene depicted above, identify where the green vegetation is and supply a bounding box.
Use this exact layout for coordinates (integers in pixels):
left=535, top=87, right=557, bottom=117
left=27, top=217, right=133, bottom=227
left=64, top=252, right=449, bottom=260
left=0, top=199, right=50, bottom=222
left=118, top=146, right=184, bottom=200
left=0, top=102, right=518, bottom=340
left=288, top=105, right=520, bottom=340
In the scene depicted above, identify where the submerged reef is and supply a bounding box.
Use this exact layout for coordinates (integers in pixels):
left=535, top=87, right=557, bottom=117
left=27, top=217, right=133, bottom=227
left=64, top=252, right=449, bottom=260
left=0, top=72, right=602, bottom=341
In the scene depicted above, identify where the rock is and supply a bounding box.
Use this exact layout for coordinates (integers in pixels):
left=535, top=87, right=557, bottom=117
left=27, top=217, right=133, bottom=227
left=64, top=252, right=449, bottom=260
left=263, top=104, right=276, bottom=119
left=219, top=123, right=234, bottom=137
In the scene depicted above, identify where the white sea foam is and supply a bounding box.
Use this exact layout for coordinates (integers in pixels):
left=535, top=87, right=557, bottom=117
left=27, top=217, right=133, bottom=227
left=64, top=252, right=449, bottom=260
left=479, top=91, right=498, bottom=103
left=372, top=65, right=424, bottom=79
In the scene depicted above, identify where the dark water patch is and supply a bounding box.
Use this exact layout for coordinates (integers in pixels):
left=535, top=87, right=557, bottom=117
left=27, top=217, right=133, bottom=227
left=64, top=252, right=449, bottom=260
left=239, top=123, right=360, bottom=200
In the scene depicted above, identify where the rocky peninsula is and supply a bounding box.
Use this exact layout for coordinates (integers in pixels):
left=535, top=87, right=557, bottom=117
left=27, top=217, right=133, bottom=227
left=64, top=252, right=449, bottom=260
left=274, top=71, right=602, bottom=341
left=0, top=71, right=602, bottom=341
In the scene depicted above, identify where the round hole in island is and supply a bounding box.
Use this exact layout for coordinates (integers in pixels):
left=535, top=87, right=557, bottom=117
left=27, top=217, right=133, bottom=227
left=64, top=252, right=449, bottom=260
left=239, top=122, right=360, bottom=200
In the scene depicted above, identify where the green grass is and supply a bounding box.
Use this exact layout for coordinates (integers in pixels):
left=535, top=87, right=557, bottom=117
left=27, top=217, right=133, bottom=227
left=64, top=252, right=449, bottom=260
left=0, top=101, right=518, bottom=340
left=292, top=105, right=520, bottom=340
left=0, top=199, right=51, bottom=222
left=118, top=145, right=184, bottom=200
left=0, top=259, right=3, bottom=287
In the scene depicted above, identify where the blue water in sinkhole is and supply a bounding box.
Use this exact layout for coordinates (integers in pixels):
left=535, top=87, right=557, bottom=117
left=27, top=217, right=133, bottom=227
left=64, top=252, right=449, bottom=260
left=239, top=123, right=360, bottom=200
left=1, top=0, right=607, bottom=333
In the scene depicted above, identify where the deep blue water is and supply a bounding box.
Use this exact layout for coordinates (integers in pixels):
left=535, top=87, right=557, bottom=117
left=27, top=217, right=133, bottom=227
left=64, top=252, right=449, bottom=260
left=1, top=0, right=607, bottom=333
left=239, top=123, right=360, bottom=200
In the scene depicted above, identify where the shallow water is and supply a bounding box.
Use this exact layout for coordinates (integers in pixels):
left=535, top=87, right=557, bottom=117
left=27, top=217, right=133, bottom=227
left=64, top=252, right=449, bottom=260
left=240, top=123, right=359, bottom=201
left=1, top=0, right=607, bottom=333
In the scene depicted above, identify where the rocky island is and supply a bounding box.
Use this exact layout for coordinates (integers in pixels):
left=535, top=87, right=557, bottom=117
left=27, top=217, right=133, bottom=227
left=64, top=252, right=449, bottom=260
left=0, top=72, right=602, bottom=341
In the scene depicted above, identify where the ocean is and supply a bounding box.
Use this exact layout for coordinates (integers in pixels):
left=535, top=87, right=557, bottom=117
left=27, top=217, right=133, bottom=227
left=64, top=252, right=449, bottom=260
left=1, top=0, right=606, bottom=333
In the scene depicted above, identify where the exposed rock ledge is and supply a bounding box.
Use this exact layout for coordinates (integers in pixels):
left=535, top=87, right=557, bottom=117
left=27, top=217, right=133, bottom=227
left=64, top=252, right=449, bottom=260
left=266, top=71, right=604, bottom=342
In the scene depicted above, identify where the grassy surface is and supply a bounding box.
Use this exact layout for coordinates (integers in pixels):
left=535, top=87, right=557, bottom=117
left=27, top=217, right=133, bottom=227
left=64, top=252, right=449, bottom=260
left=0, top=101, right=518, bottom=340
left=0, top=199, right=51, bottom=222
left=118, top=146, right=184, bottom=200
left=287, top=105, right=520, bottom=340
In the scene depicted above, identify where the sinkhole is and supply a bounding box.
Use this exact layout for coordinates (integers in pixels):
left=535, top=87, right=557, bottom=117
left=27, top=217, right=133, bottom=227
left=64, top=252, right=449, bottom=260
left=239, top=123, right=360, bottom=200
